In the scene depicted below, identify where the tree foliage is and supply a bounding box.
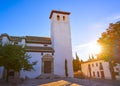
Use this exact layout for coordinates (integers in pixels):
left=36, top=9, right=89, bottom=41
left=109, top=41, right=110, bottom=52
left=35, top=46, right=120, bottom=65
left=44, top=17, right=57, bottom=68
left=0, top=44, right=37, bottom=81
left=97, top=21, right=120, bottom=80
left=73, top=53, right=81, bottom=72
left=97, top=21, right=120, bottom=63
left=0, top=44, right=36, bottom=72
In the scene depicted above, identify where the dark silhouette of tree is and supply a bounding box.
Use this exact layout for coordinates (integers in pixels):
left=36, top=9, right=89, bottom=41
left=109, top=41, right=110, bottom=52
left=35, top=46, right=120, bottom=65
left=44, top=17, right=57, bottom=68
left=91, top=54, right=95, bottom=60
left=97, top=21, right=120, bottom=80
left=88, top=54, right=91, bottom=61
left=88, top=54, right=95, bottom=61
left=73, top=53, right=81, bottom=72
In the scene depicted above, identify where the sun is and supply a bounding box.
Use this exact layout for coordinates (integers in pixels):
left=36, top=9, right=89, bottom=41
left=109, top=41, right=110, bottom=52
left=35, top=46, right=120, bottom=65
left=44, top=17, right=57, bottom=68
left=88, top=42, right=101, bottom=55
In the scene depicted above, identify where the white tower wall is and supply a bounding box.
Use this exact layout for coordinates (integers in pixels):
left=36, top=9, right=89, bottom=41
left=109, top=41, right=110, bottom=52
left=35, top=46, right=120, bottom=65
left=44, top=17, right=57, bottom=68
left=50, top=10, right=73, bottom=77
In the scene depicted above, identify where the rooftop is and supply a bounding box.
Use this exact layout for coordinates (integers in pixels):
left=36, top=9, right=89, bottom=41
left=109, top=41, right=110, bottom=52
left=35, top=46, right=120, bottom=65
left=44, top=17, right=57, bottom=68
left=0, top=33, right=51, bottom=44
left=49, top=10, right=70, bottom=19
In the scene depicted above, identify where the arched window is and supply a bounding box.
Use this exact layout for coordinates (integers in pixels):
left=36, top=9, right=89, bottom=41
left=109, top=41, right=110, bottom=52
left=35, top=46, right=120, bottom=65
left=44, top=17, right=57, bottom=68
left=65, top=59, right=68, bottom=77
left=57, top=15, right=60, bottom=21
left=63, top=16, right=66, bottom=21
left=93, top=71, right=95, bottom=77
left=97, top=71, right=99, bottom=77
left=88, top=64, right=91, bottom=69
left=92, top=63, right=94, bottom=67
left=96, top=63, right=98, bottom=66
left=99, top=62, right=103, bottom=70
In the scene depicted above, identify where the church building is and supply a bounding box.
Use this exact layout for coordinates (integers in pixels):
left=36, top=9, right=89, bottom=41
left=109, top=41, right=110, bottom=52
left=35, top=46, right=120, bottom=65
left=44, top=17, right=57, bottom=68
left=0, top=10, right=73, bottom=79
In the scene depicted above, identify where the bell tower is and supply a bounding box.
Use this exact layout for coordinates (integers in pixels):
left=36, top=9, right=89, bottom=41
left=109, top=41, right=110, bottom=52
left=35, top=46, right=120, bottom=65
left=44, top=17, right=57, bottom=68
left=49, top=10, right=73, bottom=77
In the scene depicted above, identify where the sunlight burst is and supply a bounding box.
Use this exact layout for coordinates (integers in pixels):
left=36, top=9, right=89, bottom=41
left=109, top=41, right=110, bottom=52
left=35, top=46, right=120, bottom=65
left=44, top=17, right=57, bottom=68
left=88, top=42, right=101, bottom=56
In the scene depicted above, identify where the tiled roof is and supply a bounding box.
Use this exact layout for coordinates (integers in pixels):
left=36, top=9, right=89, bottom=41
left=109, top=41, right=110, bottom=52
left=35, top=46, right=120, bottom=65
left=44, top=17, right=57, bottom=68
left=26, top=36, right=51, bottom=44
left=1, top=33, right=11, bottom=40
left=0, top=33, right=51, bottom=44
left=49, top=10, right=70, bottom=19
left=10, top=36, right=22, bottom=42
left=26, top=46, right=54, bottom=52
left=0, top=33, right=22, bottom=42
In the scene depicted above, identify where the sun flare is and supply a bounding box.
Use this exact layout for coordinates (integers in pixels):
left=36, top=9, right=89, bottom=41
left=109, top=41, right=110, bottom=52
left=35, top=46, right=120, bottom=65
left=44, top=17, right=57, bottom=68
left=89, top=42, right=101, bottom=55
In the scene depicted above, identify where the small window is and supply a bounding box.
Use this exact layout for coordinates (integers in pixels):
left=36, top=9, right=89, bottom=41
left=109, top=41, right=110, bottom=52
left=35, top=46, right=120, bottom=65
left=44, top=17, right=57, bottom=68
left=99, top=62, right=103, bottom=70
left=97, top=71, right=99, bottom=77
left=52, top=53, right=54, bottom=55
left=63, top=16, right=66, bottom=21
left=100, top=71, right=105, bottom=78
left=88, top=64, right=91, bottom=68
left=93, top=71, right=95, bottom=77
left=44, top=44, right=48, bottom=47
left=57, top=15, right=60, bottom=21
left=96, top=63, right=98, bottom=66
left=92, top=64, right=94, bottom=67
left=41, top=52, right=43, bottom=55
left=116, top=68, right=119, bottom=71
left=14, top=42, right=18, bottom=45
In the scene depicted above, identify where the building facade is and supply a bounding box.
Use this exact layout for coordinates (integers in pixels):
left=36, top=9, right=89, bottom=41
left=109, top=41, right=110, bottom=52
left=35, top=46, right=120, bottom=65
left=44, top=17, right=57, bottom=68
left=81, top=60, right=120, bottom=80
left=0, top=10, right=73, bottom=79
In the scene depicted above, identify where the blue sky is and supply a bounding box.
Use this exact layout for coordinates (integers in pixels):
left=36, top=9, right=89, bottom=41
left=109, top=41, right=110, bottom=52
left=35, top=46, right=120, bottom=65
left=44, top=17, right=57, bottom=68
left=0, top=0, right=120, bottom=60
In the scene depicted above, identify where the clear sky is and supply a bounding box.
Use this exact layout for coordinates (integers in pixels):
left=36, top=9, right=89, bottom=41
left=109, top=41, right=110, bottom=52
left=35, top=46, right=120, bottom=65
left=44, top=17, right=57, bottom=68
left=0, top=0, right=120, bottom=61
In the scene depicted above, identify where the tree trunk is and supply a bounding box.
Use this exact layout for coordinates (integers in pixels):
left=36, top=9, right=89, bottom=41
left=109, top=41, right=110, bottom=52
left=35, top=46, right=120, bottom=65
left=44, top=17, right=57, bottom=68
left=12, top=72, right=20, bottom=86
left=6, top=69, right=9, bottom=82
left=109, top=61, right=116, bottom=80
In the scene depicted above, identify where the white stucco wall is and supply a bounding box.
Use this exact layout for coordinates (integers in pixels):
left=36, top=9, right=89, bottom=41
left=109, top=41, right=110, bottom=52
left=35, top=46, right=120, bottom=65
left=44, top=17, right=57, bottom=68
left=0, top=67, right=4, bottom=79
left=102, top=61, right=111, bottom=79
left=26, top=43, right=44, bottom=47
left=81, top=60, right=111, bottom=79
left=20, top=52, right=42, bottom=79
left=1, top=36, right=9, bottom=45
left=114, top=64, right=120, bottom=80
left=20, top=39, right=26, bottom=47
left=26, top=43, right=51, bottom=47
left=50, top=12, right=73, bottom=77
left=81, top=62, right=91, bottom=77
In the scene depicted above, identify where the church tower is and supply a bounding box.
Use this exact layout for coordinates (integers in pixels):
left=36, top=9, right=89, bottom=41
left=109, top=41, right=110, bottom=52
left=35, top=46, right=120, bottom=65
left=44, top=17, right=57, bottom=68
left=49, top=10, right=73, bottom=77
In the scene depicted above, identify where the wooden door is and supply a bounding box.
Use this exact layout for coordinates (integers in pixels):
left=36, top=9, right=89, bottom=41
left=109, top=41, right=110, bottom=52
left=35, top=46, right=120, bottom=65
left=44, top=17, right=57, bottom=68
left=44, top=61, right=51, bottom=73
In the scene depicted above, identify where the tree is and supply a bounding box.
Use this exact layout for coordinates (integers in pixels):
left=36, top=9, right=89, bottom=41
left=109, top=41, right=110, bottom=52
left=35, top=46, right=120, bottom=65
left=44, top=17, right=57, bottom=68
left=97, top=21, right=120, bottom=80
left=73, top=53, right=81, bottom=72
left=0, top=44, right=37, bottom=82
left=88, top=54, right=95, bottom=61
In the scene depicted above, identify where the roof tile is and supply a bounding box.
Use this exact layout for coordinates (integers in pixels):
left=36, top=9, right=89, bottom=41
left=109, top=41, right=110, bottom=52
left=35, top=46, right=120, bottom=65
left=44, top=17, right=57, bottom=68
left=26, top=46, right=54, bottom=52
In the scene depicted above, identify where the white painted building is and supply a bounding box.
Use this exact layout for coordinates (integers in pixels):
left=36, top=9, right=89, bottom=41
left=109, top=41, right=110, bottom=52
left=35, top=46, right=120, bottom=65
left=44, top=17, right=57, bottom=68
left=0, top=10, right=73, bottom=79
left=81, top=59, right=120, bottom=80
left=114, top=63, right=120, bottom=80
